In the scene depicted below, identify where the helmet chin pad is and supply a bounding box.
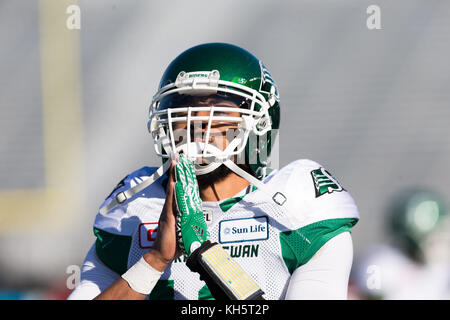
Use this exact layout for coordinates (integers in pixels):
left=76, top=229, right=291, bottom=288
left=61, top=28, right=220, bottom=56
left=194, top=161, right=223, bottom=176
left=175, top=142, right=230, bottom=176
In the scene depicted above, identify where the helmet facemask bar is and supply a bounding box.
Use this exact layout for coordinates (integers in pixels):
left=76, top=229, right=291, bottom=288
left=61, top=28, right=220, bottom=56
left=148, top=71, right=274, bottom=175
left=150, top=104, right=260, bottom=175
left=150, top=73, right=272, bottom=131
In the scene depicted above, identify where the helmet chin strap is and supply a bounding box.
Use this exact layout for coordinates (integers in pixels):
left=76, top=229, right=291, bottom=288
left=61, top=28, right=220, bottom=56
left=222, top=160, right=286, bottom=206
left=100, top=130, right=174, bottom=215
left=99, top=159, right=172, bottom=215
left=176, top=135, right=243, bottom=176
left=100, top=130, right=285, bottom=215
left=178, top=139, right=286, bottom=206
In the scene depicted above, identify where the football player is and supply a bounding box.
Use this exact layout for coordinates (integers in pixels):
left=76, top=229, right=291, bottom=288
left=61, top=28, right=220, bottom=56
left=68, top=43, right=359, bottom=300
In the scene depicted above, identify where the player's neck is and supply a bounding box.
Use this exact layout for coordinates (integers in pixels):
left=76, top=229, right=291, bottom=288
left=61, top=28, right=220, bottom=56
left=199, top=172, right=250, bottom=202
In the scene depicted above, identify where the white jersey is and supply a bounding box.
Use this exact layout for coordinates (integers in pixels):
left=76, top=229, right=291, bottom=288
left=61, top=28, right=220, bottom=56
left=72, top=159, right=359, bottom=300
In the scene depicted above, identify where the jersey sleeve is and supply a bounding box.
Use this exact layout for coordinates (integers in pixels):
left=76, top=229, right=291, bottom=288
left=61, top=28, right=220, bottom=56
left=67, top=244, right=120, bottom=300
left=274, top=159, right=359, bottom=273
left=284, top=231, right=353, bottom=299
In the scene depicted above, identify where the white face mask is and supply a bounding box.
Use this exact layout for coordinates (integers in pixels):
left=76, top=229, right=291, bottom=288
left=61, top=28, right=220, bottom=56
left=149, top=85, right=271, bottom=176
left=145, top=70, right=286, bottom=207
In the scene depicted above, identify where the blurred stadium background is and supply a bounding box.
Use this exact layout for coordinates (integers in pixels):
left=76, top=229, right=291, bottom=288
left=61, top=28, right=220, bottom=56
left=0, top=0, right=449, bottom=299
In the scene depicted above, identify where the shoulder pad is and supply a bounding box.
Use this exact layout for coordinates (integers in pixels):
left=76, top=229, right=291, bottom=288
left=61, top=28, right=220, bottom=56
left=270, top=159, right=359, bottom=229
left=98, top=166, right=164, bottom=214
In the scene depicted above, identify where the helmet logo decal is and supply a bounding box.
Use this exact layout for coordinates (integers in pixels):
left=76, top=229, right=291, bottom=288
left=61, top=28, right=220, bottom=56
left=261, top=63, right=275, bottom=86
left=259, top=61, right=280, bottom=108
left=231, top=76, right=248, bottom=85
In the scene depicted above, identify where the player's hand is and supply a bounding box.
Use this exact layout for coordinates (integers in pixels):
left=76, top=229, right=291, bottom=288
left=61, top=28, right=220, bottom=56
left=144, top=158, right=181, bottom=272
left=174, top=153, right=209, bottom=256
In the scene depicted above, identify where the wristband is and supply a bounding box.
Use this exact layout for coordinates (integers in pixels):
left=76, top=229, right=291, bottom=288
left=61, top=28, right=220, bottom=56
left=121, top=257, right=163, bottom=295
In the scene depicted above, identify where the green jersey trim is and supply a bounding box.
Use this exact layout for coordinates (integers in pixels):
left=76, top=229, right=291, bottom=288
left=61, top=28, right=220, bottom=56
left=198, top=285, right=214, bottom=300
left=93, top=227, right=132, bottom=275
left=280, top=218, right=358, bottom=274
left=219, top=185, right=258, bottom=212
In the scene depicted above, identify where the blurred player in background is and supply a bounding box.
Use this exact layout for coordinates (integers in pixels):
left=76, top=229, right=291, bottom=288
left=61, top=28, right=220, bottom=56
left=350, top=188, right=450, bottom=299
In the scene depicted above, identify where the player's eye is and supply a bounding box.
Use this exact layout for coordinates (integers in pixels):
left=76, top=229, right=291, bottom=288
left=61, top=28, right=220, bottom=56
left=212, top=106, right=240, bottom=117
left=213, top=111, right=228, bottom=116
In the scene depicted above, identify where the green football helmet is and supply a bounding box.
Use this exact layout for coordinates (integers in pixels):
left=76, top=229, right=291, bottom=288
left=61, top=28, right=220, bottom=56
left=388, top=188, right=448, bottom=261
left=148, top=42, right=280, bottom=179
